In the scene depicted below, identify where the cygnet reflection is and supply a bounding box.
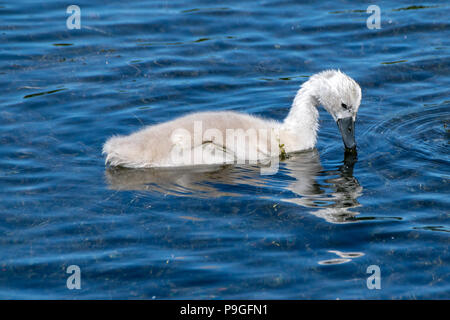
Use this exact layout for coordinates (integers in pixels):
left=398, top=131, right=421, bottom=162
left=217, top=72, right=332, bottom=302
left=105, top=150, right=362, bottom=223
left=282, top=150, right=363, bottom=223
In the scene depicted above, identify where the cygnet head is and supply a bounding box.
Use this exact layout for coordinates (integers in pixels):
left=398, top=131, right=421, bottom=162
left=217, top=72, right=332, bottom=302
left=306, top=70, right=362, bottom=151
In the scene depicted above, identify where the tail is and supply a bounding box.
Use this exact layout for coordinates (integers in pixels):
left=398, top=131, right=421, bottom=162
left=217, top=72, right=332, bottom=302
left=103, top=135, right=148, bottom=168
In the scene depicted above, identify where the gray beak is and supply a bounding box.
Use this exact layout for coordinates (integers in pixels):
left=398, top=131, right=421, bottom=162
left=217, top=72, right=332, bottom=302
left=337, top=117, right=356, bottom=152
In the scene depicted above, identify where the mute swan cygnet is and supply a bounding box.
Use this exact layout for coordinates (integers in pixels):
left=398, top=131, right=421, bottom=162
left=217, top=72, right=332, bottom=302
left=103, top=70, right=362, bottom=168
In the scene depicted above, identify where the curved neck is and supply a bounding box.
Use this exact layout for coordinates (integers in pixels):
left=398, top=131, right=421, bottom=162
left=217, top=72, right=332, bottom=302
left=282, top=86, right=320, bottom=147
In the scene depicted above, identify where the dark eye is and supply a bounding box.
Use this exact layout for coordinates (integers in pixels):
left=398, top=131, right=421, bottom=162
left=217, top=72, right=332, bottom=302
left=341, top=103, right=349, bottom=110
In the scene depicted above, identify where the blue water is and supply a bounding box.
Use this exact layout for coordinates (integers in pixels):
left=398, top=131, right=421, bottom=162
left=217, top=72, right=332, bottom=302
left=0, top=0, right=449, bottom=299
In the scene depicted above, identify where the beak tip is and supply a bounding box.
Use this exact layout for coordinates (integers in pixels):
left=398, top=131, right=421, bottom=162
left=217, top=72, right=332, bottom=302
left=337, top=117, right=357, bottom=153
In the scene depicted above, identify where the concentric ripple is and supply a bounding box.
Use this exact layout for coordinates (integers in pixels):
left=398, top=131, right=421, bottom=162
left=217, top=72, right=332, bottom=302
left=370, top=101, right=450, bottom=161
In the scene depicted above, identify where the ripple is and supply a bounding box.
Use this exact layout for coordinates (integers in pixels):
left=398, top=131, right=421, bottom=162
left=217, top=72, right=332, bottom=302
left=368, top=101, right=450, bottom=161
left=23, top=88, right=67, bottom=99
left=381, top=60, right=408, bottom=65
left=318, top=250, right=364, bottom=265
left=413, top=226, right=450, bottom=233
left=328, top=250, right=365, bottom=259
left=392, top=5, right=440, bottom=11
left=318, top=258, right=351, bottom=265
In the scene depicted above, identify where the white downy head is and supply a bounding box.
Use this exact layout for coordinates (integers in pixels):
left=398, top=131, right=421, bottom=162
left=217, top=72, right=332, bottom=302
left=288, top=70, right=362, bottom=151
left=305, top=69, right=362, bottom=122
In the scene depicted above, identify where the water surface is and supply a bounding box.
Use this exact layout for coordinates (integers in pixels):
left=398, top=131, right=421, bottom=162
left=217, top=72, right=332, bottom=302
left=0, top=0, right=449, bottom=299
